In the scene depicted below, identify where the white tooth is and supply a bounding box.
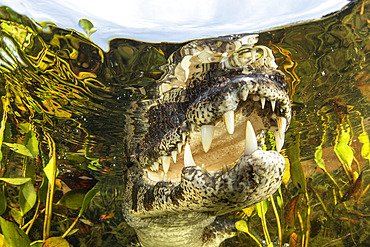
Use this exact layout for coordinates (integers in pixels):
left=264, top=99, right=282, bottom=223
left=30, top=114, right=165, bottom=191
left=158, top=157, right=162, bottom=164
left=245, top=121, right=258, bottom=155
left=160, top=83, right=173, bottom=94
left=223, top=111, right=235, bottom=134
left=222, top=162, right=228, bottom=173
left=154, top=162, right=159, bottom=171
left=201, top=125, right=215, bottom=152
left=261, top=97, right=266, bottom=109
left=150, top=165, right=155, bottom=171
left=162, top=156, right=171, bottom=174
left=274, top=131, right=285, bottom=152
left=171, top=151, right=177, bottom=163
left=271, top=100, right=276, bottom=111
left=201, top=163, right=207, bottom=173
left=177, top=143, right=183, bottom=153
left=241, top=89, right=249, bottom=101
left=184, top=143, right=196, bottom=167
left=160, top=172, right=164, bottom=181
left=277, top=117, right=287, bottom=139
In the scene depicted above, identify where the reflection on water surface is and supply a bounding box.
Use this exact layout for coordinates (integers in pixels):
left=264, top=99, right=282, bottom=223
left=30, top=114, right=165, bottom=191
left=0, top=0, right=369, bottom=246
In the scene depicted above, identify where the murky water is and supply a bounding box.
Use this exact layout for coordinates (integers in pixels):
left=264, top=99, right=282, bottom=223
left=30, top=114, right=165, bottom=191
left=0, top=0, right=369, bottom=246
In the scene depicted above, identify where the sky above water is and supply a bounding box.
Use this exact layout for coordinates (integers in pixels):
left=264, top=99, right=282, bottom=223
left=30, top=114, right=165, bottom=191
left=1, top=0, right=350, bottom=50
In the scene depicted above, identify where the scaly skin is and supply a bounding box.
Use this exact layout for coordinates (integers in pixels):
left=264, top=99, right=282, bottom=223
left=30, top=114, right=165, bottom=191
left=123, top=35, right=291, bottom=246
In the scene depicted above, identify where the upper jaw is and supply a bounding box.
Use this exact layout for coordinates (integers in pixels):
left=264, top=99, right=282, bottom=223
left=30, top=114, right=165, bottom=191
left=140, top=68, right=291, bottom=184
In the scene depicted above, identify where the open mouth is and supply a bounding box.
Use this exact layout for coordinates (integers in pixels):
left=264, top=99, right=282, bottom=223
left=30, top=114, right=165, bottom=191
left=143, top=72, right=291, bottom=184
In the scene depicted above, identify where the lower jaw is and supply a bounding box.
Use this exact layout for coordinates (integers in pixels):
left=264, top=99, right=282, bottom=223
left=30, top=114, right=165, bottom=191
left=137, top=149, right=286, bottom=217
left=145, top=110, right=275, bottom=184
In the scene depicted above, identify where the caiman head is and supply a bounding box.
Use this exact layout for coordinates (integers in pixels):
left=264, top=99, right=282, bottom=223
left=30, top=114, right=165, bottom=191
left=123, top=34, right=291, bottom=220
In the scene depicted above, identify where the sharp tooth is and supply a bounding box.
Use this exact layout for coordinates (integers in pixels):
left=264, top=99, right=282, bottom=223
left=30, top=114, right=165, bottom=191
left=171, top=151, right=177, bottom=163
left=150, top=165, right=155, bottom=171
left=277, top=117, right=287, bottom=139
left=241, top=89, right=249, bottom=101
left=184, top=143, right=196, bottom=167
left=160, top=83, right=173, bottom=94
left=201, top=163, right=207, bottom=173
left=201, top=125, right=215, bottom=152
left=271, top=100, right=276, bottom=111
left=261, top=97, right=266, bottom=109
left=274, top=131, right=285, bottom=152
left=162, top=156, right=171, bottom=174
left=222, top=162, right=228, bottom=173
left=177, top=143, right=183, bottom=153
left=223, top=111, right=235, bottom=134
left=245, top=121, right=258, bottom=155
left=154, top=162, right=159, bottom=171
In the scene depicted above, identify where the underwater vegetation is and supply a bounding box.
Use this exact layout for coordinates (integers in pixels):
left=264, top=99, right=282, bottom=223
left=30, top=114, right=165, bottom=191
left=0, top=0, right=368, bottom=246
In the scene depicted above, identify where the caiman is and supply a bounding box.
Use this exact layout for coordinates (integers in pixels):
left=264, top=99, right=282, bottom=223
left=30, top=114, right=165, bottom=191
left=123, top=35, right=291, bottom=246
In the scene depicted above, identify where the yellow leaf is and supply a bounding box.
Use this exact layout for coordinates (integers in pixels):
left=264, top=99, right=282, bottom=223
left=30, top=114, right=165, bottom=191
left=242, top=205, right=255, bottom=217
left=235, top=220, right=249, bottom=233
left=282, top=157, right=291, bottom=185
left=334, top=129, right=354, bottom=168
left=358, top=132, right=370, bottom=160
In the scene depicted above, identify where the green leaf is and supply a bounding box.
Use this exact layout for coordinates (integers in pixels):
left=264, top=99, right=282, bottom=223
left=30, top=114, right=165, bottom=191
left=0, top=234, right=6, bottom=247
left=0, top=217, right=30, bottom=247
left=10, top=208, right=21, bottom=225
left=0, top=188, right=7, bottom=215
left=256, top=200, right=269, bottom=218
left=25, top=131, right=39, bottom=157
left=57, top=189, right=88, bottom=210
left=37, top=174, right=48, bottom=203
left=0, top=178, right=31, bottom=185
left=43, top=156, right=57, bottom=183
left=30, top=241, right=43, bottom=247
left=314, top=145, right=326, bottom=171
left=19, top=181, right=37, bottom=216
left=42, top=237, right=69, bottom=247
left=2, top=143, right=33, bottom=157
left=235, top=220, right=250, bottom=233
left=286, top=134, right=306, bottom=194
left=18, top=123, right=31, bottom=135
left=358, top=132, right=370, bottom=160
left=78, top=188, right=99, bottom=217
left=65, top=228, right=79, bottom=237
left=334, top=129, right=354, bottom=168
left=276, top=196, right=282, bottom=209
left=78, top=19, right=97, bottom=37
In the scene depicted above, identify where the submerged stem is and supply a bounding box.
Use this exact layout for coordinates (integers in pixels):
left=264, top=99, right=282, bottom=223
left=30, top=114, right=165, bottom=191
left=259, top=201, right=271, bottom=245
left=270, top=196, right=282, bottom=247
left=43, top=133, right=57, bottom=240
